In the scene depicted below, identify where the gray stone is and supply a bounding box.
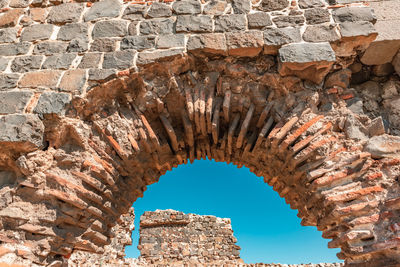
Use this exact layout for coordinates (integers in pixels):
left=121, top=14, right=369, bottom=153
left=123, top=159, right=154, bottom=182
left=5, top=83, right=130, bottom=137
left=176, top=15, right=213, bottom=33
left=272, top=15, right=305, bottom=28
left=304, top=8, right=330, bottom=24
left=263, top=27, right=301, bottom=46
left=215, top=14, right=247, bottom=32
left=346, top=97, right=364, bottom=115
left=88, top=69, right=116, bottom=81
left=47, top=3, right=83, bottom=24
left=122, top=5, right=146, bottom=21
left=382, top=80, right=399, bottom=100
left=0, top=91, right=33, bottom=114
left=103, top=50, right=136, bottom=70
left=0, top=74, right=19, bottom=90
left=128, top=22, right=138, bottom=35
left=344, top=114, right=368, bottom=142
left=0, top=42, right=30, bottom=56
left=137, top=48, right=184, bottom=65
left=93, top=21, right=128, bottom=38
left=339, top=21, right=376, bottom=37
left=33, top=41, right=68, bottom=55
left=140, top=18, right=174, bottom=35
left=303, top=25, right=340, bottom=42
left=368, top=116, right=386, bottom=137
left=33, top=92, right=71, bottom=116
left=0, top=28, right=18, bottom=43
left=232, top=0, right=251, bottom=13
left=260, top=0, right=288, bottom=12
left=78, top=53, right=102, bottom=69
left=0, top=57, right=9, bottom=71
left=67, top=38, right=88, bottom=53
left=332, top=7, right=376, bottom=23
left=20, top=24, right=54, bottom=42
left=187, top=33, right=227, bottom=56
left=298, top=0, right=324, bottom=9
left=278, top=42, right=336, bottom=63
left=204, top=1, right=227, bottom=15
left=157, top=34, right=185, bottom=49
left=84, top=0, right=121, bottom=21
left=90, top=38, right=116, bottom=52
left=121, top=36, right=156, bottom=51
left=172, top=0, right=201, bottom=14
left=247, top=13, right=272, bottom=29
left=146, top=2, right=172, bottom=18
left=383, top=96, right=400, bottom=130
left=364, top=134, right=400, bottom=158
left=42, top=54, right=76, bottom=70
left=58, top=23, right=88, bottom=41
left=0, top=114, right=44, bottom=150
left=393, top=50, right=400, bottom=76
left=11, top=55, right=43, bottom=73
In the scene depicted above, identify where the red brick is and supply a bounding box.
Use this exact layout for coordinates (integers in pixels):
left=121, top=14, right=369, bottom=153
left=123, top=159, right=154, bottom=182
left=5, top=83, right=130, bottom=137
left=326, top=185, right=384, bottom=202
left=19, top=70, right=62, bottom=89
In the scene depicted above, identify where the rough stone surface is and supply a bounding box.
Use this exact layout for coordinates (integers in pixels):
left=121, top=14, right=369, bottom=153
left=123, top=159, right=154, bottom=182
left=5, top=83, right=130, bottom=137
left=215, top=14, right=247, bottom=32
left=103, top=51, right=136, bottom=70
left=0, top=42, right=30, bottom=56
left=121, top=36, right=156, bottom=51
left=172, top=0, right=201, bottom=15
left=92, top=21, right=128, bottom=38
left=279, top=42, right=335, bottom=63
left=333, top=7, right=376, bottom=23
left=139, top=18, right=174, bottom=35
left=58, top=69, right=86, bottom=94
left=0, top=28, right=18, bottom=43
left=187, top=33, right=227, bottom=56
left=147, top=2, right=172, bottom=18
left=10, top=55, right=43, bottom=73
left=303, top=25, right=340, bottom=43
left=365, top=134, right=400, bottom=158
left=304, top=8, right=330, bottom=24
left=84, top=0, right=121, bottom=21
left=33, top=41, right=68, bottom=55
left=57, top=23, right=88, bottom=41
left=157, top=34, right=185, bottom=49
left=273, top=15, right=305, bottom=28
left=33, top=91, right=71, bottom=116
left=42, top=54, right=76, bottom=70
left=18, top=70, right=61, bottom=88
left=20, top=24, right=54, bottom=42
left=247, top=12, right=272, bottom=29
left=47, top=3, right=83, bottom=24
left=0, top=91, right=33, bottom=114
left=176, top=15, right=213, bottom=33
left=260, top=0, right=288, bottom=12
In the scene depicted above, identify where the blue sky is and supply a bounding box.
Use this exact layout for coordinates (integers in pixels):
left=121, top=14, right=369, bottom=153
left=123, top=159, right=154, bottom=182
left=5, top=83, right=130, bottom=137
left=125, top=159, right=342, bottom=264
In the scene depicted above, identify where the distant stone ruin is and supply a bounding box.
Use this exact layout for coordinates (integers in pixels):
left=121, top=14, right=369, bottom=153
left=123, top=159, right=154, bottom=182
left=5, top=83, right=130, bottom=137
left=1, top=0, right=400, bottom=266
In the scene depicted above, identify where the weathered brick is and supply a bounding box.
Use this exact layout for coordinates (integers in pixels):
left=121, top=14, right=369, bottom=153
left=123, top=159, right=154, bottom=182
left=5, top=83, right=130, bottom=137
left=215, top=14, right=247, bottom=32
left=0, top=42, right=30, bottom=56
left=172, top=0, right=201, bottom=15
left=176, top=15, right=213, bottom=33
left=0, top=90, right=33, bottom=114
left=84, top=0, right=122, bottom=22
left=120, top=36, right=156, bottom=51
left=47, top=3, right=84, bottom=24
left=0, top=27, right=18, bottom=43
left=59, top=69, right=87, bottom=94
left=19, top=70, right=62, bottom=88
left=11, top=55, right=43, bottom=73
left=103, top=50, right=136, bottom=70
left=34, top=91, right=71, bottom=116
left=140, top=18, right=174, bottom=35
left=92, top=20, right=128, bottom=38
left=42, top=54, right=76, bottom=70
left=20, top=24, right=54, bottom=42
left=0, top=9, right=24, bottom=28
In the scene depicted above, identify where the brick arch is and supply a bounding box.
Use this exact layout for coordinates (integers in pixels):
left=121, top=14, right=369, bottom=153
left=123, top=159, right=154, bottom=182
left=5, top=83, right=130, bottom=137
left=0, top=0, right=400, bottom=266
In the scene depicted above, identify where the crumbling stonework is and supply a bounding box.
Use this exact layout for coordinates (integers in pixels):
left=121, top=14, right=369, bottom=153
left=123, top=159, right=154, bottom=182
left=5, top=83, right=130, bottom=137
left=0, top=0, right=400, bottom=266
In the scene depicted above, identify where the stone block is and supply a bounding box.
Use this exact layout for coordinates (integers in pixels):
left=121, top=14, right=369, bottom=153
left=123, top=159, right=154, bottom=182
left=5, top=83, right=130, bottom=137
left=226, top=31, right=264, bottom=57
left=19, top=70, right=62, bottom=89
left=58, top=23, right=88, bottom=41
left=298, top=0, right=324, bottom=9
left=0, top=114, right=44, bottom=151
left=90, top=38, right=116, bottom=52
left=368, top=116, right=386, bottom=137
left=187, top=33, right=227, bottom=56
left=0, top=74, right=20, bottom=90
left=324, top=69, right=352, bottom=89
left=122, top=5, right=145, bottom=21
left=67, top=38, right=88, bottom=53
left=273, top=15, right=305, bottom=28
left=263, top=27, right=301, bottom=54
left=84, top=0, right=121, bottom=22
left=11, top=55, right=43, bottom=73
left=247, top=12, right=272, bottom=29
left=369, top=0, right=400, bottom=21
left=128, top=22, right=139, bottom=35
left=215, top=14, right=247, bottom=32
left=303, top=25, right=340, bottom=43
left=47, top=3, right=83, bottom=24
left=33, top=41, right=68, bottom=55
left=140, top=18, right=174, bottom=35
left=92, top=21, right=128, bottom=38
left=0, top=42, right=30, bottom=56
left=172, top=0, right=201, bottom=15
left=157, top=34, right=185, bottom=49
left=365, top=134, right=400, bottom=158
left=9, top=0, right=29, bottom=8
left=78, top=53, right=102, bottom=69
left=372, top=63, right=394, bottom=77
left=88, top=69, right=116, bottom=82
left=0, top=57, right=9, bottom=71
left=20, top=24, right=54, bottom=42
left=339, top=21, right=376, bottom=38
left=121, top=36, right=156, bottom=51
left=260, top=0, right=289, bottom=12
left=304, top=8, right=330, bottom=25
left=146, top=2, right=172, bottom=18
left=176, top=15, right=213, bottom=33
left=0, top=27, right=18, bottom=43
left=42, top=54, right=76, bottom=70
left=30, top=7, right=48, bottom=22
left=361, top=40, right=400, bottom=65
left=0, top=9, right=24, bottom=28
left=204, top=1, right=227, bottom=15
left=0, top=91, right=33, bottom=114
left=332, top=7, right=376, bottom=23
left=137, top=48, right=184, bottom=65
left=232, top=0, right=251, bottom=13
left=103, top=50, right=136, bottom=70
left=33, top=91, right=71, bottom=116
left=58, top=69, right=86, bottom=94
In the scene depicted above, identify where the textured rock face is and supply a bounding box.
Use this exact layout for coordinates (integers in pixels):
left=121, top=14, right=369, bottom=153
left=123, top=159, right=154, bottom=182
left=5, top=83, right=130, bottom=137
left=0, top=0, right=399, bottom=266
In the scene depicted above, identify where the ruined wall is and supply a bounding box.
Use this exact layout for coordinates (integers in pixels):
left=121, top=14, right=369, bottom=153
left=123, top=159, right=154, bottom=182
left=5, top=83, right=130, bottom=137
left=0, top=0, right=400, bottom=266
